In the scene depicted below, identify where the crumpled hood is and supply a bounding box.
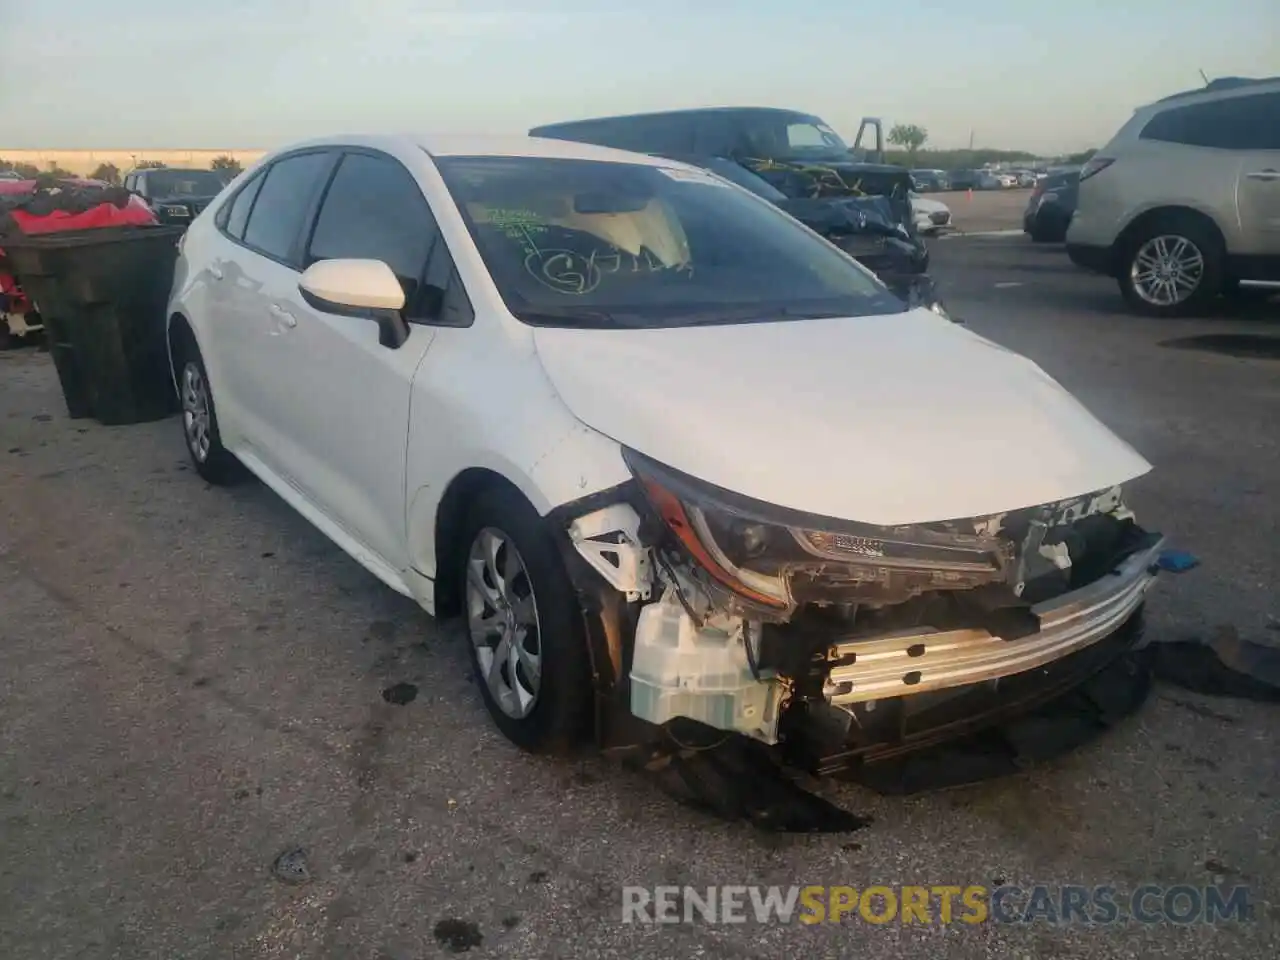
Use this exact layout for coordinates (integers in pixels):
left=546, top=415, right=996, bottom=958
left=533, top=310, right=1152, bottom=525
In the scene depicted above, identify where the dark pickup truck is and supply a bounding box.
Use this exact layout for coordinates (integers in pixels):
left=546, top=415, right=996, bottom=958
left=529, top=107, right=949, bottom=318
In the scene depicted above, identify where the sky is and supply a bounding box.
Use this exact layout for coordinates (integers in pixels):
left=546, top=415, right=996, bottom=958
left=0, top=0, right=1276, bottom=154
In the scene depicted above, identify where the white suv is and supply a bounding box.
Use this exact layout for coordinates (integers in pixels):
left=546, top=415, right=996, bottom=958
left=1067, top=76, right=1280, bottom=316
left=165, top=134, right=1163, bottom=773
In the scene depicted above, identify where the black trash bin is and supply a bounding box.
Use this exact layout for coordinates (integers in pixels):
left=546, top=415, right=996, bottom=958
left=3, top=224, right=186, bottom=425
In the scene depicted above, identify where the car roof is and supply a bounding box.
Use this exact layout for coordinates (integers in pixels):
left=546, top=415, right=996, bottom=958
left=531, top=106, right=818, bottom=129
left=264, top=133, right=678, bottom=168
left=1153, top=75, right=1279, bottom=105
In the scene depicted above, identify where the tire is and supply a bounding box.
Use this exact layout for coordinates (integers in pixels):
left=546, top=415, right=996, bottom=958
left=458, top=486, right=592, bottom=754
left=174, top=336, right=240, bottom=484
left=1118, top=213, right=1224, bottom=317
left=1028, top=211, right=1067, bottom=243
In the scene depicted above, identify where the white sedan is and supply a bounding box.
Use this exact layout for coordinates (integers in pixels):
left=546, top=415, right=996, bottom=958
left=910, top=192, right=953, bottom=234
left=166, top=134, right=1164, bottom=770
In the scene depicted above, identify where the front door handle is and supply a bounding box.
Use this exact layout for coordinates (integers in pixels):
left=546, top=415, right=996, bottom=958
left=1245, top=169, right=1280, bottom=182
left=269, top=304, right=297, bottom=329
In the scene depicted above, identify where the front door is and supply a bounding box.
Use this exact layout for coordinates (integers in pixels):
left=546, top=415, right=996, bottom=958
left=261, top=150, right=448, bottom=571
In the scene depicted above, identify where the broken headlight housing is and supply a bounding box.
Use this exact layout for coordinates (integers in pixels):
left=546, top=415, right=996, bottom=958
left=623, top=448, right=1013, bottom=612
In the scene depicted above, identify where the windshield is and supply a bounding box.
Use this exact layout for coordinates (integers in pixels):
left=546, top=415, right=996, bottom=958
left=436, top=156, right=902, bottom=330
left=697, top=157, right=788, bottom=203
left=143, top=170, right=225, bottom=196
left=736, top=113, right=850, bottom=161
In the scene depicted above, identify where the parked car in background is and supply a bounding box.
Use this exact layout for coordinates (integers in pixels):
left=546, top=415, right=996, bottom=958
left=948, top=169, right=1002, bottom=190
left=910, top=169, right=949, bottom=192
left=530, top=107, right=894, bottom=214
left=166, top=133, right=1166, bottom=781
left=1024, top=170, right=1080, bottom=242
left=1013, top=170, right=1039, bottom=187
left=125, top=167, right=227, bottom=225
left=662, top=156, right=947, bottom=315
left=1067, top=76, right=1280, bottom=316
left=989, top=171, right=1019, bottom=188
left=911, top=191, right=952, bottom=234
left=0, top=170, right=23, bottom=181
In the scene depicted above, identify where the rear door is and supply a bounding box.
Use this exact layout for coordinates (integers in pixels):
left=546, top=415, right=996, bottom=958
left=215, top=150, right=336, bottom=467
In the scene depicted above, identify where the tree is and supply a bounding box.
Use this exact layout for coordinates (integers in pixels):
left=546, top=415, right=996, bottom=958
left=45, top=162, right=74, bottom=178
left=210, top=154, right=243, bottom=176
left=89, top=162, right=121, bottom=184
left=1064, top=149, right=1096, bottom=165
left=136, top=159, right=166, bottom=169
left=0, top=160, right=41, bottom=179
left=887, top=124, right=929, bottom=162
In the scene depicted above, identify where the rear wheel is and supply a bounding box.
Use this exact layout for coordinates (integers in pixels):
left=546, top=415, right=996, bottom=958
left=1118, top=215, right=1223, bottom=317
left=175, top=337, right=240, bottom=484
left=459, top=487, right=592, bottom=753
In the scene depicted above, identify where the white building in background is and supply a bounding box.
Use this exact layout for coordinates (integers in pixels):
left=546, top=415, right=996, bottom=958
left=0, top=149, right=266, bottom=176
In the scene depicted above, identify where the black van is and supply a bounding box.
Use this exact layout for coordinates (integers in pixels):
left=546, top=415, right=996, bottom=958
left=529, top=107, right=910, bottom=219
left=529, top=107, right=949, bottom=317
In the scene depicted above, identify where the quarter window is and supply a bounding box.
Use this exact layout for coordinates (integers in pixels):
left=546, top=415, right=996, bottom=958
left=1140, top=93, right=1280, bottom=150
left=241, top=152, right=333, bottom=263
left=220, top=170, right=264, bottom=237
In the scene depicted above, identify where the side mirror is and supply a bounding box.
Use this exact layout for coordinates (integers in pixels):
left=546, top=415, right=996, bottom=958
left=298, top=259, right=409, bottom=349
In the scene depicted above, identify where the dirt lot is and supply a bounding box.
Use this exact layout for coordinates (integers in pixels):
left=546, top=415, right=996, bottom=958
left=2, top=236, right=1278, bottom=959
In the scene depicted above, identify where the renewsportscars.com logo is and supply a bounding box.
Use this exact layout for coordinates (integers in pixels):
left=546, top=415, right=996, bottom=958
left=621, top=884, right=1255, bottom=926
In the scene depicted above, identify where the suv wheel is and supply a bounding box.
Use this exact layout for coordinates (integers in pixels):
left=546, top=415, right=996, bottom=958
left=1118, top=215, right=1223, bottom=317
left=459, top=487, right=592, bottom=754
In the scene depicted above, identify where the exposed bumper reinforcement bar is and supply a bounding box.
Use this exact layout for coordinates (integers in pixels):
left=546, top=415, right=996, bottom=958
left=824, top=536, right=1166, bottom=705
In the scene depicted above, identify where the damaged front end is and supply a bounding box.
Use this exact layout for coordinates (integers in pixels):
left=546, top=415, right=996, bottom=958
left=553, top=449, right=1164, bottom=781
left=774, top=193, right=951, bottom=320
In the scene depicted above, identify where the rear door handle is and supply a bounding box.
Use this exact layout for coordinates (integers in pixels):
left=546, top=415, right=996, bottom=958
left=269, top=303, right=297, bottom=328
left=1245, top=169, right=1280, bottom=181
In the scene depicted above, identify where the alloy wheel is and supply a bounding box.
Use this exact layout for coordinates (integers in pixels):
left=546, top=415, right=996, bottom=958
left=1130, top=235, right=1205, bottom=307
left=465, top=527, right=542, bottom=719
left=181, top=361, right=212, bottom=463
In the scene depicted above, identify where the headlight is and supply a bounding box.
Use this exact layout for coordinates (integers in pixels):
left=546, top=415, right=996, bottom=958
left=926, top=299, right=951, bottom=320
left=623, top=449, right=1012, bottom=610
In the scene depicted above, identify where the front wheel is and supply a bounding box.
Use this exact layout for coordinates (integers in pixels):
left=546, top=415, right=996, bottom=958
left=1118, top=217, right=1223, bottom=317
left=459, top=487, right=593, bottom=753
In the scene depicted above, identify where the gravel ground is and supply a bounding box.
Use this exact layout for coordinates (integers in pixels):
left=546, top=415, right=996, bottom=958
left=1, top=236, right=1277, bottom=959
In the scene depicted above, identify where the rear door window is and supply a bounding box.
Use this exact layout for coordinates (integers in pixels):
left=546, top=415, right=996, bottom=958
left=1141, top=93, right=1280, bottom=150
left=241, top=152, right=334, bottom=265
